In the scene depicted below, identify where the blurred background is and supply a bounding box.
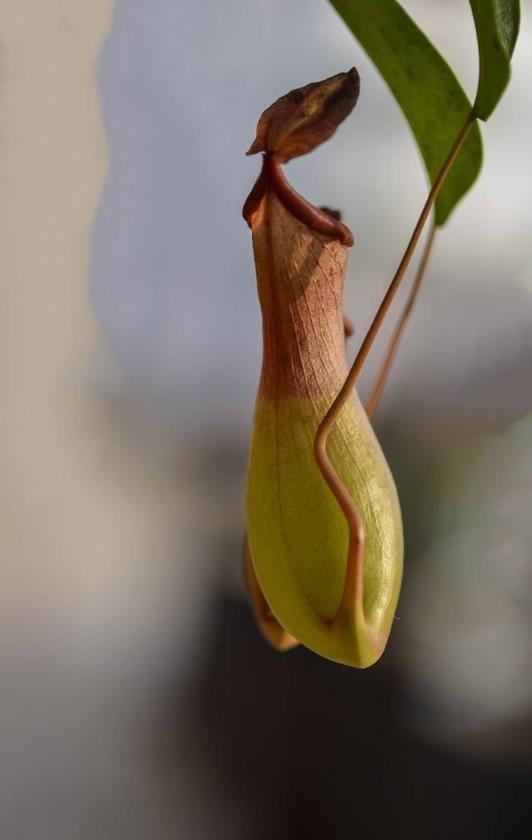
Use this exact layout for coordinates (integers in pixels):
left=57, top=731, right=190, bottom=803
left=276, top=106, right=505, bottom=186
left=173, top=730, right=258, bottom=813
left=2, top=1, right=532, bottom=837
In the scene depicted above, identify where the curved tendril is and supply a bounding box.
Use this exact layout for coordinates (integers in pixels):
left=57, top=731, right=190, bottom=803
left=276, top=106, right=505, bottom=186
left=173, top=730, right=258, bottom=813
left=314, top=113, right=475, bottom=628
left=366, top=223, right=437, bottom=420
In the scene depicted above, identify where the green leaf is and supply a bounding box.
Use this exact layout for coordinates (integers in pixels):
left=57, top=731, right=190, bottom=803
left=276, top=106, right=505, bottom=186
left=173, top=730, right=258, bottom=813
left=470, top=0, right=520, bottom=120
left=328, top=0, right=482, bottom=226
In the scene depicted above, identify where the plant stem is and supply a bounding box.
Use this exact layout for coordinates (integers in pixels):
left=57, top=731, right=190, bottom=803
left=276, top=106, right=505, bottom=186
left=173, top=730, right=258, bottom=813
left=366, top=222, right=437, bottom=420
left=314, top=112, right=475, bottom=561
left=316, top=112, right=474, bottom=449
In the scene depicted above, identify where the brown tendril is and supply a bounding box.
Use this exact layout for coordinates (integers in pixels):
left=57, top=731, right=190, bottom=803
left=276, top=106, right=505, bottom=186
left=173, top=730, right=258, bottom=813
left=314, top=113, right=475, bottom=624
left=366, top=223, right=437, bottom=419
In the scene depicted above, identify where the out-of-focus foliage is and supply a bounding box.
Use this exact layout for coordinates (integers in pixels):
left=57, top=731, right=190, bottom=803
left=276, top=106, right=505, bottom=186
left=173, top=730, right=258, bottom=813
left=404, top=413, right=532, bottom=739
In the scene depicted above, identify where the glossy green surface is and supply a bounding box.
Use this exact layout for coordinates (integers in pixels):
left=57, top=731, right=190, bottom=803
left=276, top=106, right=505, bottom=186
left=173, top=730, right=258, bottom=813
left=247, top=394, right=403, bottom=667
